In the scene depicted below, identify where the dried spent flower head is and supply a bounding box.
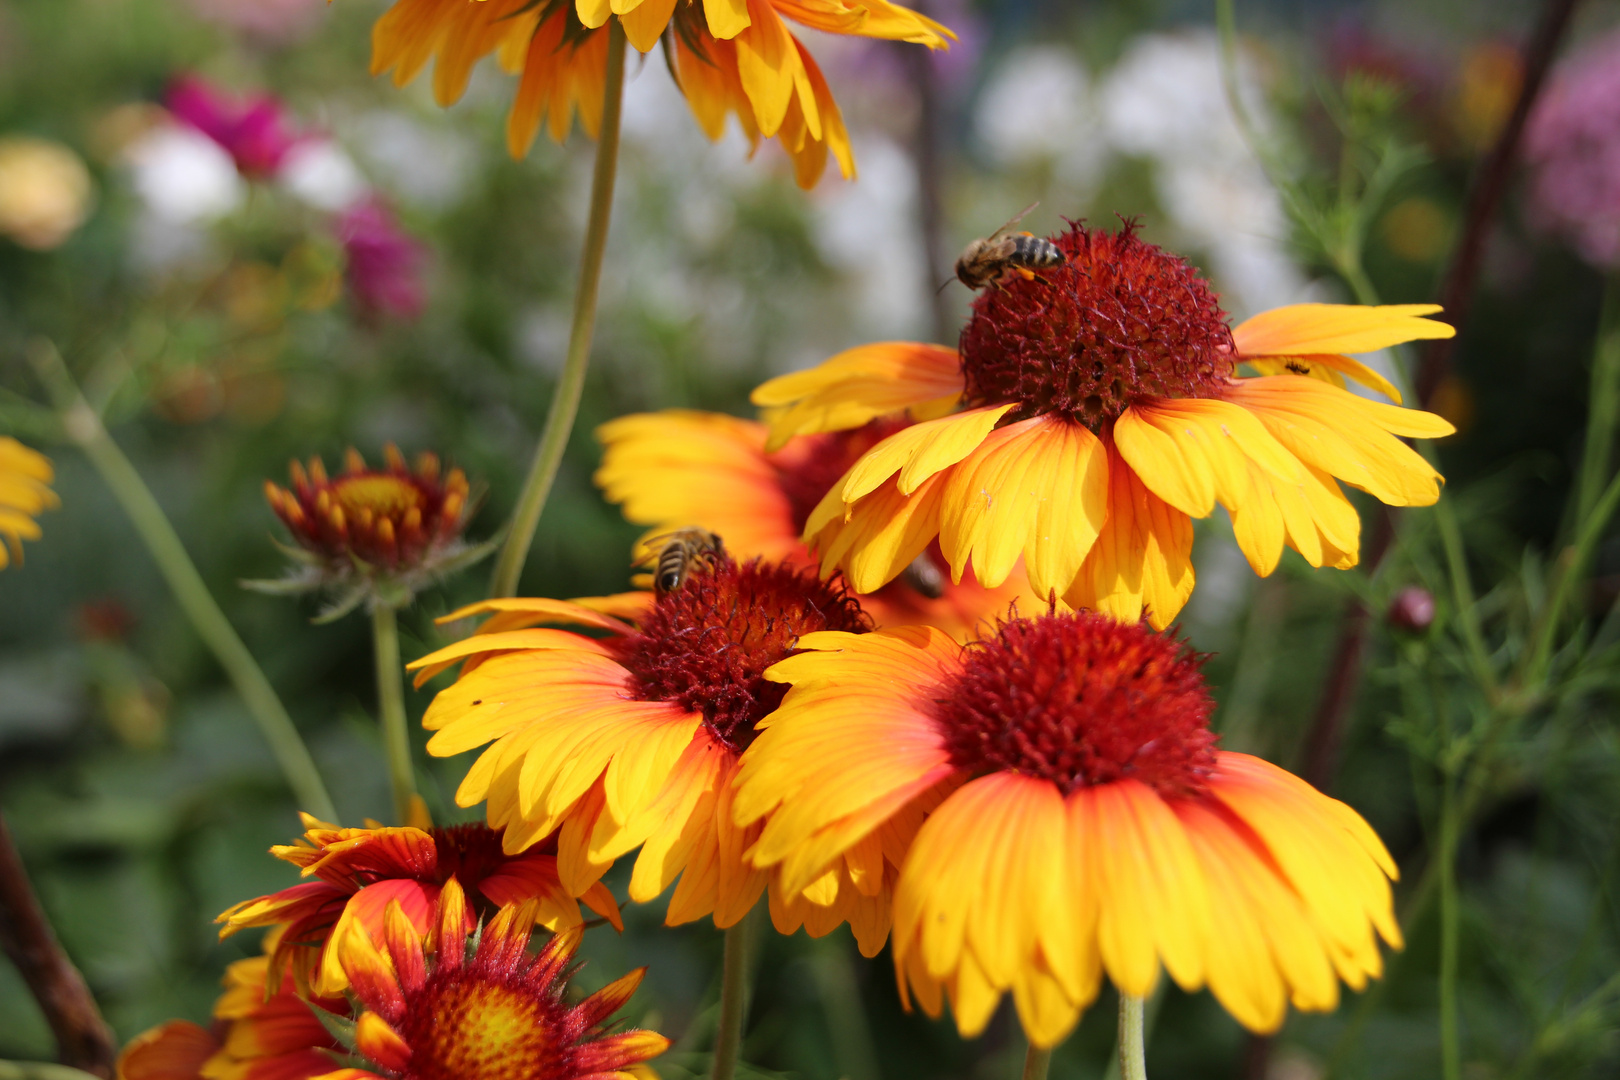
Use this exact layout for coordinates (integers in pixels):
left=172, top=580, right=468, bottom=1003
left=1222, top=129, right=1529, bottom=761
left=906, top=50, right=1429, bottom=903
left=251, top=444, right=493, bottom=618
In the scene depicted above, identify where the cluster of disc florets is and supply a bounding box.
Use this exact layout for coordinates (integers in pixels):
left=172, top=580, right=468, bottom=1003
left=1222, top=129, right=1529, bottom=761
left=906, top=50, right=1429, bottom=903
left=931, top=610, right=1218, bottom=796
left=253, top=444, right=493, bottom=618
left=959, top=221, right=1236, bottom=426
left=614, top=556, right=872, bottom=752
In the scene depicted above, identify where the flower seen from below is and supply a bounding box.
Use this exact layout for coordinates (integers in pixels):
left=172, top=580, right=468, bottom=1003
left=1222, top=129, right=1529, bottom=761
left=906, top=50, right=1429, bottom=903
left=0, top=437, right=59, bottom=569
left=361, top=0, right=952, bottom=186
left=336, top=200, right=427, bottom=322
left=118, top=927, right=348, bottom=1080
left=0, top=137, right=94, bottom=250
left=315, top=885, right=667, bottom=1080
left=255, top=444, right=490, bottom=618
left=217, top=816, right=620, bottom=996
left=408, top=555, right=906, bottom=950
left=754, top=221, right=1457, bottom=629
left=595, top=409, right=1039, bottom=640
left=166, top=76, right=304, bottom=178
left=735, top=609, right=1402, bottom=1047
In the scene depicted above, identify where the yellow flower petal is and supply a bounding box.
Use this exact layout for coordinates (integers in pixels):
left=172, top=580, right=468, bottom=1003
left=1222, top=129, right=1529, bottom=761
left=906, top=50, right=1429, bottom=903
left=1233, top=302, right=1454, bottom=357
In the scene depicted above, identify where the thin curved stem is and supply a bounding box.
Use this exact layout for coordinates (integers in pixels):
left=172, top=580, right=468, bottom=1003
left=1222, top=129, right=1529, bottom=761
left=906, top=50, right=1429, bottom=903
left=489, top=18, right=627, bottom=599
left=1439, top=768, right=1463, bottom=1080
left=710, top=915, right=753, bottom=1080
left=31, top=345, right=336, bottom=822
left=371, top=603, right=416, bottom=824
left=1021, top=1043, right=1053, bottom=1080
left=1118, top=994, right=1148, bottom=1080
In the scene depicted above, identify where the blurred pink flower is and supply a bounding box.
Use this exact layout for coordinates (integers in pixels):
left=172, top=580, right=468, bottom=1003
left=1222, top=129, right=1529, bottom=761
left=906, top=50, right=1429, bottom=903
left=1525, top=29, right=1620, bottom=268
left=187, top=0, right=325, bottom=44
left=337, top=200, right=426, bottom=321
left=166, top=76, right=302, bottom=178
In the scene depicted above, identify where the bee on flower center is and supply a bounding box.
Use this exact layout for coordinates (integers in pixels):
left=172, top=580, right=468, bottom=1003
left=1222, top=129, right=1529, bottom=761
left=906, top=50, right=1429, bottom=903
left=951, top=203, right=1065, bottom=291
left=646, top=527, right=725, bottom=595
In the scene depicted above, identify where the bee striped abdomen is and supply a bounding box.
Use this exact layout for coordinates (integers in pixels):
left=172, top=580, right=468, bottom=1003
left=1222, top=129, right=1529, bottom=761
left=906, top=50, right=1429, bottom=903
left=1009, top=234, right=1064, bottom=269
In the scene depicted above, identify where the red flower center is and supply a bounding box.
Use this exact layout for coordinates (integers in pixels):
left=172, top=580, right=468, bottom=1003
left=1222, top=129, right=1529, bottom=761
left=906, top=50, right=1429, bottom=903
left=613, top=557, right=872, bottom=753
left=930, top=611, right=1218, bottom=796
left=958, top=221, right=1235, bottom=427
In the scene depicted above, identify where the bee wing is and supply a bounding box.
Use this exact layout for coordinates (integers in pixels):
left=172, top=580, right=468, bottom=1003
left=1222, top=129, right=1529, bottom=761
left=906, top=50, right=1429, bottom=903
left=987, top=201, right=1041, bottom=241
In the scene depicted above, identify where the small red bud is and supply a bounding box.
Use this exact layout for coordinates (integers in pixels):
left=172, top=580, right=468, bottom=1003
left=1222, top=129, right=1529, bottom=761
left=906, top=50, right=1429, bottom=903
left=1388, top=586, right=1436, bottom=632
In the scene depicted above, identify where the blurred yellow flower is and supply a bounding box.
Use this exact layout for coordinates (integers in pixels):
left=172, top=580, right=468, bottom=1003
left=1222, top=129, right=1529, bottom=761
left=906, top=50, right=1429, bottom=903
left=364, top=0, right=951, bottom=187
left=0, top=437, right=59, bottom=570
left=0, top=136, right=94, bottom=250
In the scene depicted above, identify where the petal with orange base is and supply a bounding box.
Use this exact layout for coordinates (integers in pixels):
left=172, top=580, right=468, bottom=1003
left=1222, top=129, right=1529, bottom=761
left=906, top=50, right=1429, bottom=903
left=753, top=343, right=964, bottom=449
left=1232, top=303, right=1455, bottom=357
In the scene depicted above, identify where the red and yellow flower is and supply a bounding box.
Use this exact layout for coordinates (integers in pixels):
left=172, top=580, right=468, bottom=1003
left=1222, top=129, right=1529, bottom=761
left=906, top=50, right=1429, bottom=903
left=407, top=556, right=905, bottom=951
left=753, top=222, right=1458, bottom=628
left=365, top=0, right=951, bottom=186
left=0, top=436, right=58, bottom=570
left=216, top=818, right=619, bottom=996
left=313, top=883, right=667, bottom=1080
left=734, top=609, right=1402, bottom=1046
left=595, top=409, right=1039, bottom=640
left=117, top=928, right=348, bottom=1080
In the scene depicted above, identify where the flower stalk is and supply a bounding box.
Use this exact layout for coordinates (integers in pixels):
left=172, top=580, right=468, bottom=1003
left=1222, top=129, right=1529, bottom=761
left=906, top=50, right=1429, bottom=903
left=371, top=602, right=417, bottom=824
left=1021, top=1044, right=1053, bottom=1080
left=1574, top=273, right=1620, bottom=532
left=489, top=17, right=627, bottom=599
left=1118, top=994, right=1148, bottom=1080
left=710, top=910, right=756, bottom=1080
left=29, top=343, right=336, bottom=823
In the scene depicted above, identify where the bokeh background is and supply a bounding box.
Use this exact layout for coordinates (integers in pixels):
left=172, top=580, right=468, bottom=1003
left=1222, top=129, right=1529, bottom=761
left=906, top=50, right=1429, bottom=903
left=3, top=0, right=1620, bottom=1077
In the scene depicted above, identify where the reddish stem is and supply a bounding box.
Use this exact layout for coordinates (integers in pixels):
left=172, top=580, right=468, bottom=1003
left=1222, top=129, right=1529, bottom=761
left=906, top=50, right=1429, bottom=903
left=0, top=812, right=117, bottom=1078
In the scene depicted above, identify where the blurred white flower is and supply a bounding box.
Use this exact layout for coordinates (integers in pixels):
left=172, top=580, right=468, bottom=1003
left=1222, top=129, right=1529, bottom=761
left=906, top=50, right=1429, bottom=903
left=975, top=46, right=1105, bottom=188
left=278, top=139, right=368, bottom=211
left=124, top=124, right=243, bottom=223
left=813, top=135, right=929, bottom=341
left=1100, top=31, right=1307, bottom=316
left=353, top=111, right=474, bottom=210
left=0, top=136, right=94, bottom=250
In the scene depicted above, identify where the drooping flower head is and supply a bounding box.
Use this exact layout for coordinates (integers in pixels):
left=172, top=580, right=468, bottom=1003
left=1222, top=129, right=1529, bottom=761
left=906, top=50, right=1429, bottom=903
left=315, top=887, right=668, bottom=1080
left=0, top=437, right=59, bottom=569
left=1524, top=27, right=1620, bottom=268
left=217, top=817, right=620, bottom=996
left=407, top=555, right=904, bottom=950
left=361, top=0, right=952, bottom=187
left=255, top=444, right=491, bottom=618
left=166, top=76, right=304, bottom=178
left=595, top=409, right=1040, bottom=641
left=336, top=200, right=428, bottom=322
left=735, top=609, right=1402, bottom=1047
left=118, top=927, right=348, bottom=1080
left=754, top=220, right=1458, bottom=628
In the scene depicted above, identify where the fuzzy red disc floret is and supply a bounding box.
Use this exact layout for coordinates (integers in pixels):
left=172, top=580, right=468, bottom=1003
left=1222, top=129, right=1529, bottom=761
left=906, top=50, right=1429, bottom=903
left=613, top=557, right=872, bottom=753
left=930, top=610, right=1218, bottom=797
left=958, top=221, right=1236, bottom=427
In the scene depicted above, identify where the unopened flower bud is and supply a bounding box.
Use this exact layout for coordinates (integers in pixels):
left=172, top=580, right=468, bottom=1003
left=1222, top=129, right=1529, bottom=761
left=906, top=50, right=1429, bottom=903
left=1388, top=586, right=1436, bottom=632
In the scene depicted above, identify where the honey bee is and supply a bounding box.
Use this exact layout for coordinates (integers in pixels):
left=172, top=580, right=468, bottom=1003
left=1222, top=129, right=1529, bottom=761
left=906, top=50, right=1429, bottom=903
left=645, top=528, right=725, bottom=595
left=950, top=202, right=1065, bottom=291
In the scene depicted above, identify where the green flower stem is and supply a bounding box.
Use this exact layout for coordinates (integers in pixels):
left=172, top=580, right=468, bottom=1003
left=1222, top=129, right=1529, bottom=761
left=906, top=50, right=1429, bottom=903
left=32, top=346, right=336, bottom=822
left=1574, top=273, right=1620, bottom=533
left=1439, top=767, right=1463, bottom=1080
left=371, top=603, right=416, bottom=824
left=0, top=1063, right=105, bottom=1080
left=710, top=912, right=755, bottom=1080
left=1021, top=1043, right=1053, bottom=1080
left=1118, top=994, right=1148, bottom=1080
left=489, top=18, right=627, bottom=599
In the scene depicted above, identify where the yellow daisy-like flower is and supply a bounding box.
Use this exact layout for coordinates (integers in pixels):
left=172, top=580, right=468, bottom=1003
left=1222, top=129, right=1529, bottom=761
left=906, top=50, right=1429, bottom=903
left=752, top=222, right=1458, bottom=628
left=0, top=436, right=58, bottom=569
left=734, top=609, right=1402, bottom=1047
left=366, top=0, right=951, bottom=187
left=407, top=556, right=910, bottom=952
left=595, top=409, right=1040, bottom=641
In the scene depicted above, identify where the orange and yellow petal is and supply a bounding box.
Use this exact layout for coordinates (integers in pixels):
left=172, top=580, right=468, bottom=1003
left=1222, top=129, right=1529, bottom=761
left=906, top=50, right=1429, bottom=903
left=1244, top=353, right=1404, bottom=403
left=1232, top=302, right=1455, bottom=359
left=118, top=1021, right=219, bottom=1080
left=753, top=342, right=965, bottom=448
left=1064, top=441, right=1194, bottom=630
left=0, top=436, right=58, bottom=569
